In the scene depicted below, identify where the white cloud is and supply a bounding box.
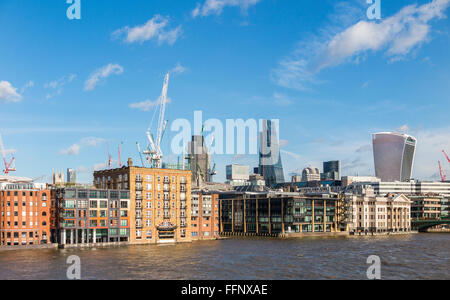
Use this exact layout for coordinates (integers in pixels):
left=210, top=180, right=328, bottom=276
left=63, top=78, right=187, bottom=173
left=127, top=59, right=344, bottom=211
left=59, top=144, right=81, bottom=156
left=59, top=137, right=106, bottom=156
left=192, top=0, right=260, bottom=18
left=44, top=74, right=76, bottom=99
left=81, top=137, right=106, bottom=147
left=273, top=0, right=450, bottom=90
left=129, top=97, right=172, bottom=112
left=397, top=124, right=411, bottom=133
left=113, top=15, right=182, bottom=45
left=84, top=64, right=123, bottom=91
left=171, top=63, right=188, bottom=75
left=0, top=81, right=22, bottom=103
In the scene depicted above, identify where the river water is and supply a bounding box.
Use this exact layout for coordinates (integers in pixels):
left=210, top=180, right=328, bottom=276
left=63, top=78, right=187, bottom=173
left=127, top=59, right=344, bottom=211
left=0, top=233, right=448, bottom=280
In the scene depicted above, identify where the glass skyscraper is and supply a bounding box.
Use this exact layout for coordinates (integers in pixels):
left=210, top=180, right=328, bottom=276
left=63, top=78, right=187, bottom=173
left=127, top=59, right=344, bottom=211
left=258, top=120, right=285, bottom=186
left=372, top=132, right=417, bottom=182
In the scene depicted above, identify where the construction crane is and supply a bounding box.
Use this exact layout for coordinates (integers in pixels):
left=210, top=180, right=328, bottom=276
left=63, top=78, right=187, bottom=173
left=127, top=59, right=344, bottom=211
left=136, top=142, right=145, bottom=167
left=0, top=133, right=16, bottom=175
left=106, top=141, right=112, bottom=169
left=118, top=142, right=123, bottom=167
left=438, top=161, right=447, bottom=182
left=443, top=150, right=450, bottom=164
left=142, top=72, right=170, bottom=168
left=207, top=135, right=216, bottom=178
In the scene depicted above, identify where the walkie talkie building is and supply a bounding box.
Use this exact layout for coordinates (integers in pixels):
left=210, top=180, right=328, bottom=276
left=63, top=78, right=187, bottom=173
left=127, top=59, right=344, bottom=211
left=372, top=132, right=417, bottom=182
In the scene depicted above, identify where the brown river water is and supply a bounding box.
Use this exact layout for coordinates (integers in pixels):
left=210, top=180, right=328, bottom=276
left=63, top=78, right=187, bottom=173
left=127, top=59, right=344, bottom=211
left=0, top=233, right=448, bottom=280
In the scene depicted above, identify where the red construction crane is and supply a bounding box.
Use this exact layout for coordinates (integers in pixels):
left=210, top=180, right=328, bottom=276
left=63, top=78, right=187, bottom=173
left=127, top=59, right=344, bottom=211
left=0, top=133, right=16, bottom=175
left=443, top=150, right=450, bottom=164
left=438, top=161, right=447, bottom=182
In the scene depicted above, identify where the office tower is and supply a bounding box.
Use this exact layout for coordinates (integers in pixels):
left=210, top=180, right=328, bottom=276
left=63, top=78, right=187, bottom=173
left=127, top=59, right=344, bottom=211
left=372, top=132, right=417, bottom=182
left=302, top=167, right=321, bottom=182
left=258, top=120, right=285, bottom=186
left=188, top=135, right=211, bottom=186
left=67, top=168, right=76, bottom=184
left=226, top=164, right=250, bottom=186
left=323, top=160, right=341, bottom=180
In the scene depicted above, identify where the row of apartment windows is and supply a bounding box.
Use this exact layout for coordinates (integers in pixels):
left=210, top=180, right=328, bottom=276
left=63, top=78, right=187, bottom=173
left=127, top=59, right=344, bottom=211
left=1, top=221, right=46, bottom=227
left=1, top=211, right=46, bottom=217
left=0, top=191, right=43, bottom=197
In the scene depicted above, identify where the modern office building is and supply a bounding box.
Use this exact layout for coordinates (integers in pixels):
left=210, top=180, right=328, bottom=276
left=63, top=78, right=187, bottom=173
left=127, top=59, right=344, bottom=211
left=188, top=135, right=211, bottom=187
left=258, top=120, right=285, bottom=187
left=219, top=191, right=349, bottom=236
left=372, top=132, right=417, bottom=182
left=93, top=158, right=192, bottom=244
left=322, top=160, right=341, bottom=180
left=67, top=168, right=77, bottom=184
left=346, top=186, right=412, bottom=234
left=225, top=164, right=250, bottom=186
left=0, top=182, right=50, bottom=246
left=191, top=190, right=220, bottom=240
left=51, top=187, right=130, bottom=246
left=302, top=167, right=321, bottom=182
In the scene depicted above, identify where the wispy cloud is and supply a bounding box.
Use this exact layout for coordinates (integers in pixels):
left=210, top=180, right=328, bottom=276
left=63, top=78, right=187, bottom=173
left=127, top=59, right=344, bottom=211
left=192, top=0, right=260, bottom=18
left=273, top=93, right=293, bottom=106
left=59, top=144, right=81, bottom=156
left=84, top=64, right=123, bottom=91
left=113, top=15, right=182, bottom=45
left=44, top=74, right=76, bottom=99
left=59, top=137, right=106, bottom=156
left=129, top=97, right=172, bottom=112
left=273, top=0, right=450, bottom=90
left=20, top=81, right=34, bottom=94
left=171, top=63, right=188, bottom=75
left=0, top=81, right=22, bottom=103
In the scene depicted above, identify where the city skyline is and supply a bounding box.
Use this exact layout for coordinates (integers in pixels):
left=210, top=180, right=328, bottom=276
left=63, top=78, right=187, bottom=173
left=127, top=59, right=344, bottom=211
left=1, top=0, right=450, bottom=183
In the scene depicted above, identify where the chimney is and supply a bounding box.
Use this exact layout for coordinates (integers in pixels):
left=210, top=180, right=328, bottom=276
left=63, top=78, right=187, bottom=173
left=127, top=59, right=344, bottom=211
left=127, top=157, right=133, bottom=167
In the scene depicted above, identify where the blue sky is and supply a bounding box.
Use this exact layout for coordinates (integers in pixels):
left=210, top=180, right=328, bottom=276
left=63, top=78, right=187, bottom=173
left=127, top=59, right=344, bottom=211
left=1, top=0, right=450, bottom=183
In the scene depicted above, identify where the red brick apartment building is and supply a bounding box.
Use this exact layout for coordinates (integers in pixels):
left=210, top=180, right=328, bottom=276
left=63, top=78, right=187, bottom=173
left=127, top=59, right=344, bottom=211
left=191, top=190, right=220, bottom=240
left=0, top=181, right=50, bottom=246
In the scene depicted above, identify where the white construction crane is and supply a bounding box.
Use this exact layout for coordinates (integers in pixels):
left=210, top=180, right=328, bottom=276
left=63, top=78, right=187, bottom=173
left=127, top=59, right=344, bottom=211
left=143, top=72, right=170, bottom=168
left=0, top=133, right=16, bottom=175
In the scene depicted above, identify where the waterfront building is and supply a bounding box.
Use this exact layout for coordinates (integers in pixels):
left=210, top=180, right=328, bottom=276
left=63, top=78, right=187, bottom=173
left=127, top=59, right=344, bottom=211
left=191, top=190, right=220, bottom=240
left=51, top=187, right=130, bottom=246
left=302, top=167, right=321, bottom=182
left=258, top=120, right=285, bottom=186
left=0, top=181, right=50, bottom=246
left=322, top=160, right=341, bottom=181
left=410, top=195, right=442, bottom=220
left=346, top=186, right=411, bottom=234
left=441, top=198, right=449, bottom=218
left=372, top=132, right=417, bottom=182
left=219, top=191, right=349, bottom=236
left=93, top=158, right=192, bottom=244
